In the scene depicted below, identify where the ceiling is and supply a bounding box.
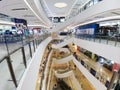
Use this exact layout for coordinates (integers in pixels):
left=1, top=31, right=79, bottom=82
left=68, top=9, right=120, bottom=29
left=0, top=0, right=36, bottom=24
left=41, top=0, right=89, bottom=17
left=1, top=0, right=119, bottom=30
left=0, top=0, right=52, bottom=27
left=82, top=9, right=120, bottom=23
left=42, top=0, right=77, bottom=17
left=0, top=0, right=90, bottom=28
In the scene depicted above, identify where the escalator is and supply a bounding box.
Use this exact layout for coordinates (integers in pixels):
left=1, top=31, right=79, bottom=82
left=57, top=80, right=72, bottom=90
left=52, top=79, right=72, bottom=90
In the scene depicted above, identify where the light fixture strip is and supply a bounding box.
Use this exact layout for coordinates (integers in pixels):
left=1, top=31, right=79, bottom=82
left=28, top=24, right=49, bottom=28
left=0, top=20, right=15, bottom=25
left=71, top=16, right=120, bottom=29
left=24, top=0, right=49, bottom=28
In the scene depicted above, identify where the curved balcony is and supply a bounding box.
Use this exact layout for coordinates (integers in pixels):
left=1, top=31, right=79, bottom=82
left=53, top=51, right=110, bottom=90
left=52, top=35, right=120, bottom=63
left=59, top=48, right=70, bottom=54
left=16, top=36, right=52, bottom=90
left=54, top=69, right=73, bottom=78
left=52, top=37, right=73, bottom=49
left=72, top=54, right=107, bottom=90
left=53, top=54, right=72, bottom=64
left=54, top=69, right=82, bottom=90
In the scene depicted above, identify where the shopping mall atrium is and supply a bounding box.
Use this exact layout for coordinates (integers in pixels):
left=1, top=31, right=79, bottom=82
left=0, top=0, right=120, bottom=90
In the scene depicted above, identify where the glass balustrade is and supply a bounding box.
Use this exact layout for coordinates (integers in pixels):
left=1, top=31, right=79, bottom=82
left=57, top=68, right=71, bottom=74
left=57, top=33, right=120, bottom=47
left=0, top=34, right=50, bottom=90
left=74, top=34, right=120, bottom=47
left=0, top=59, right=16, bottom=90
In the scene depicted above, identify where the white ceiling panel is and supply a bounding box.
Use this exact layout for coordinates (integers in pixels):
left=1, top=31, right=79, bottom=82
left=0, top=0, right=50, bottom=27
left=43, top=0, right=77, bottom=17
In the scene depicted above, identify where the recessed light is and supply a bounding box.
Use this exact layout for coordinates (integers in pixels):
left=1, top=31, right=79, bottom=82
left=54, top=2, right=67, bottom=8
left=11, top=8, right=28, bottom=11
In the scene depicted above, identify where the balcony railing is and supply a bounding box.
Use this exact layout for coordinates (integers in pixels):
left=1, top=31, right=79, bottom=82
left=0, top=34, right=50, bottom=90
left=75, top=34, right=120, bottom=47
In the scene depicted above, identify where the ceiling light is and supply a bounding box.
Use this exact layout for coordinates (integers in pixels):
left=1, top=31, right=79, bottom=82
left=24, top=0, right=49, bottom=27
left=27, top=24, right=49, bottom=28
left=54, top=3, right=67, bottom=8
left=0, top=20, right=15, bottom=25
left=11, top=8, right=28, bottom=11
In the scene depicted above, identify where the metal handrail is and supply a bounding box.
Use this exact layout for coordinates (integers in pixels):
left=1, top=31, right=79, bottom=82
left=0, top=34, right=50, bottom=89
left=75, top=34, right=120, bottom=47
left=0, top=38, right=32, bottom=63
left=0, top=34, right=50, bottom=63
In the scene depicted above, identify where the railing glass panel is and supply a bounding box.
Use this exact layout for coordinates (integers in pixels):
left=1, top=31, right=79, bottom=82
left=10, top=49, right=26, bottom=85
left=0, top=59, right=15, bottom=90
left=75, top=34, right=120, bottom=47
left=0, top=34, right=50, bottom=90
left=24, top=44, right=31, bottom=64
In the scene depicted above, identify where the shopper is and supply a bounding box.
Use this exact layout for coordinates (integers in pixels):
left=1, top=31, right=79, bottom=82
left=53, top=84, right=57, bottom=90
